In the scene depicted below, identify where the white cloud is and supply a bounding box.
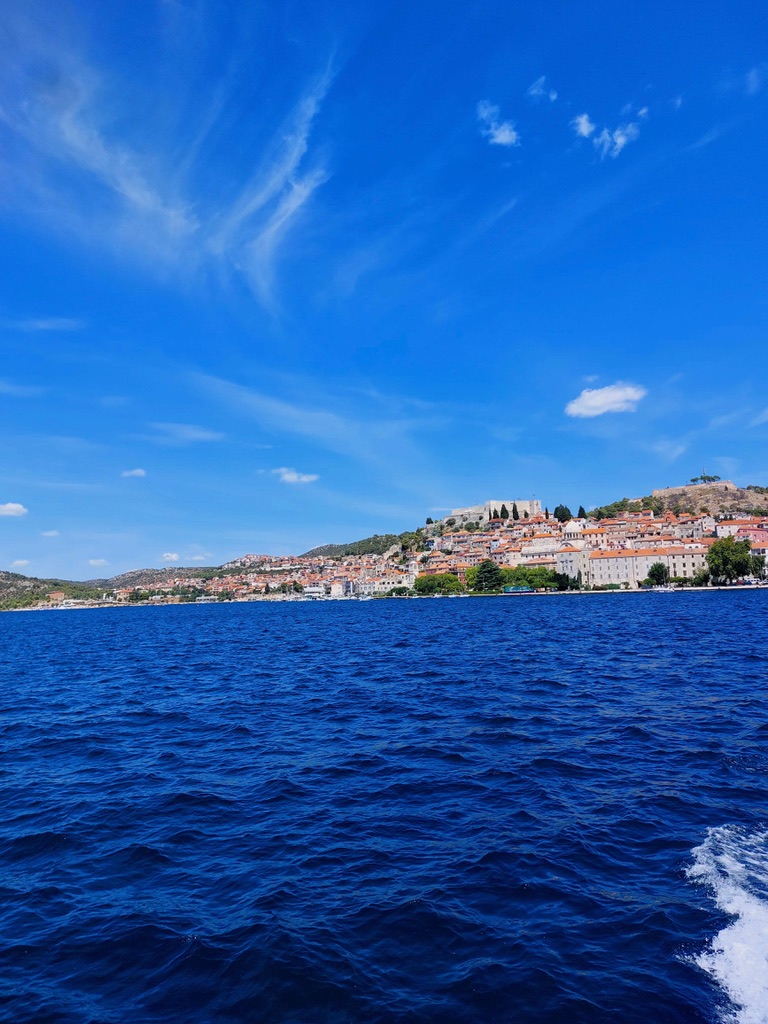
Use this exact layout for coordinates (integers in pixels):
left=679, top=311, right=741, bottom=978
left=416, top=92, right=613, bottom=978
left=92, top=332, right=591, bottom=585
left=527, top=76, right=557, bottom=102
left=572, top=112, right=640, bottom=158
left=149, top=422, right=224, bottom=444
left=88, top=558, right=108, bottom=567
left=0, top=379, right=44, bottom=397
left=189, top=554, right=210, bottom=562
left=477, top=101, right=520, bottom=147
left=10, top=559, right=29, bottom=568
left=272, top=466, right=319, bottom=484
left=571, top=113, right=596, bottom=138
left=565, top=383, right=647, bottom=418
left=0, top=502, right=28, bottom=516
left=750, top=409, right=768, bottom=427
left=746, top=67, right=764, bottom=96
left=121, top=467, right=146, bottom=477
left=162, top=552, right=179, bottom=562
left=593, top=122, right=640, bottom=159
left=41, top=530, right=60, bottom=537
left=671, top=95, right=683, bottom=111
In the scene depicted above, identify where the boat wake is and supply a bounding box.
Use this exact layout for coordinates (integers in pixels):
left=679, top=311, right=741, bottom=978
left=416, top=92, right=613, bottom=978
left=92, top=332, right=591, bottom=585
left=688, top=825, right=768, bottom=1024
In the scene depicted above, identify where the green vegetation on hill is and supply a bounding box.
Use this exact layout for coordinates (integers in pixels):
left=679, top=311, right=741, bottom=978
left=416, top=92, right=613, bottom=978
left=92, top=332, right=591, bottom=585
left=302, top=530, right=425, bottom=559
left=0, top=572, right=102, bottom=610
left=588, top=496, right=663, bottom=519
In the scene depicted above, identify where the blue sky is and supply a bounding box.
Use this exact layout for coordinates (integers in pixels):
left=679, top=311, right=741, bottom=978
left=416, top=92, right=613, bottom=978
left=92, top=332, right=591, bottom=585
left=1, top=0, right=767, bottom=578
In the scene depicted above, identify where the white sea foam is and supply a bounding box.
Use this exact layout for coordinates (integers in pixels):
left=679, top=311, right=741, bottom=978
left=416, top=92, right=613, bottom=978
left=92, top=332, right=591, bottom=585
left=688, top=825, right=768, bottom=1024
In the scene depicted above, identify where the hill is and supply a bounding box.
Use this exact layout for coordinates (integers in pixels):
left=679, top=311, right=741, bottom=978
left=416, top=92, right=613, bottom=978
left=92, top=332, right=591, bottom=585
left=649, top=481, right=768, bottom=517
left=85, top=566, right=217, bottom=589
left=0, top=571, right=102, bottom=610
left=588, top=481, right=768, bottom=520
left=302, top=530, right=424, bottom=558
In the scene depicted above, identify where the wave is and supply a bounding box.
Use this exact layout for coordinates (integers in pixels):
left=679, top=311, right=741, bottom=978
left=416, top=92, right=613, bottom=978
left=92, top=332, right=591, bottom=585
left=687, top=825, right=768, bottom=1024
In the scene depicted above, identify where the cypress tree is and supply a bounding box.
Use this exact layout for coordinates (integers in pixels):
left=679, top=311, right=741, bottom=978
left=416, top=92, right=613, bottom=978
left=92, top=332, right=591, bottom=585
left=512, top=502, right=520, bottom=521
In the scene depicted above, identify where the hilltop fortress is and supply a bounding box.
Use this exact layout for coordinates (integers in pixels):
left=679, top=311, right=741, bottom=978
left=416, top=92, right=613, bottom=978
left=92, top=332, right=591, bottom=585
left=447, top=499, right=541, bottom=525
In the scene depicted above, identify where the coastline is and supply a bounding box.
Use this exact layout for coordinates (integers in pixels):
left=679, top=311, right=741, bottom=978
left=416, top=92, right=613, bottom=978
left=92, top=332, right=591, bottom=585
left=3, top=583, right=765, bottom=613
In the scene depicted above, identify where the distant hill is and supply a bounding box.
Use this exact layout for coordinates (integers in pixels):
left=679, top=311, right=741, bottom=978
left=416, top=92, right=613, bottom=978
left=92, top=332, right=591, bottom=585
left=302, top=530, right=423, bottom=558
left=0, top=571, right=102, bottom=610
left=0, top=565, right=221, bottom=610
left=85, top=566, right=217, bottom=588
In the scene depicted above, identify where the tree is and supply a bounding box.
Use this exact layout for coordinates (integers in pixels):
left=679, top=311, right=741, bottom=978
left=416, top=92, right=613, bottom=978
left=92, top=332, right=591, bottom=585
left=577, top=505, right=587, bottom=519
left=473, top=559, right=504, bottom=592
left=553, top=504, right=572, bottom=523
left=414, top=573, right=463, bottom=595
left=492, top=507, right=500, bottom=519
left=500, top=565, right=559, bottom=590
left=425, top=517, right=433, bottom=525
left=751, top=554, right=766, bottom=579
left=707, top=536, right=752, bottom=583
left=512, top=502, right=520, bottom=521
left=544, top=507, right=550, bottom=519
left=693, top=567, right=711, bottom=587
left=523, top=511, right=529, bottom=519
left=647, top=562, right=670, bottom=587
left=500, top=504, right=510, bottom=519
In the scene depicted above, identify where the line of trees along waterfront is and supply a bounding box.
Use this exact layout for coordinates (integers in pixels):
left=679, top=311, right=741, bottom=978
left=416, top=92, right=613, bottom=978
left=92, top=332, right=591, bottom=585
left=413, top=561, right=576, bottom=595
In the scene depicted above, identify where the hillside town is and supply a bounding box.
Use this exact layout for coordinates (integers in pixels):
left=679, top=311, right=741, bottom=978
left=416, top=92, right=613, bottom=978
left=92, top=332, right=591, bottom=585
left=23, top=481, right=768, bottom=609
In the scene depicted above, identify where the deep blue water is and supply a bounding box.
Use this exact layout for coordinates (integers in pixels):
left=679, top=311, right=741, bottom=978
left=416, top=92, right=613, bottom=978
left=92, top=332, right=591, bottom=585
left=1, top=592, right=767, bottom=1024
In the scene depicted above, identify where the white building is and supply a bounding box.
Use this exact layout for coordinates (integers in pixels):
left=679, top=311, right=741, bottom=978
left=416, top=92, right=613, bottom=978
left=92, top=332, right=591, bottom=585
left=586, top=546, right=707, bottom=588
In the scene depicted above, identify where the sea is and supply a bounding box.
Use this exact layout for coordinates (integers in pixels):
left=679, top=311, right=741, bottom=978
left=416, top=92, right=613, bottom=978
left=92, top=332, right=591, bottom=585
left=1, top=591, right=766, bottom=1024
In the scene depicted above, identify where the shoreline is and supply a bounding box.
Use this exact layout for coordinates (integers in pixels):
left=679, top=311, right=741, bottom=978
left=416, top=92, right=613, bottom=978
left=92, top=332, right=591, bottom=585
left=3, top=583, right=765, bottom=613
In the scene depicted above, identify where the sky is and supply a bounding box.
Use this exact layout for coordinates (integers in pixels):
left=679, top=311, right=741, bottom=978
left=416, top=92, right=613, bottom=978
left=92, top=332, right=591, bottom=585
left=1, top=0, right=767, bottom=579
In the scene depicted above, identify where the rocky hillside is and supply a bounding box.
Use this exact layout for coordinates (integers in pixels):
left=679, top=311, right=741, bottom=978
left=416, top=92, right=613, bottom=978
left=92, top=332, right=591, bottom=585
left=649, top=481, right=768, bottom=517
left=84, top=566, right=216, bottom=589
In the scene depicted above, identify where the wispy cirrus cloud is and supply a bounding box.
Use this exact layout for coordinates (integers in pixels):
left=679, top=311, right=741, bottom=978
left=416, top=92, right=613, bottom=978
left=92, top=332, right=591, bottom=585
left=565, top=383, right=647, bottom=418
left=527, top=76, right=557, bottom=102
left=192, top=372, right=445, bottom=492
left=41, top=529, right=59, bottom=537
left=745, top=66, right=765, bottom=96
left=477, top=101, right=520, bottom=147
left=0, top=9, right=333, bottom=308
left=120, top=468, right=146, bottom=477
left=650, top=438, right=688, bottom=462
left=272, top=466, right=318, bottom=484
left=10, top=559, right=29, bottom=568
left=148, top=422, right=225, bottom=445
left=0, top=379, right=44, bottom=397
left=0, top=316, right=86, bottom=332
left=88, top=558, right=108, bottom=567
